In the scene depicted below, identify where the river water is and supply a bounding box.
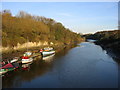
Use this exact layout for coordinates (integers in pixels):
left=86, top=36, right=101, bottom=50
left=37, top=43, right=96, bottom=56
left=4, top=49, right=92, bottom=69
left=2, top=41, right=119, bottom=88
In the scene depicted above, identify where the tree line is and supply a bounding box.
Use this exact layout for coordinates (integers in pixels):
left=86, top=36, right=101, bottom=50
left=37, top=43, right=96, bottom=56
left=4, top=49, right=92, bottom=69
left=1, top=10, right=83, bottom=47
left=83, top=30, right=120, bottom=42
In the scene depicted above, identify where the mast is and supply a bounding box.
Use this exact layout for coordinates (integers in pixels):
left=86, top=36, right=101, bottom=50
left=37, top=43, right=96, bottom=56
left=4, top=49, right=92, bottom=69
left=27, top=36, right=28, bottom=51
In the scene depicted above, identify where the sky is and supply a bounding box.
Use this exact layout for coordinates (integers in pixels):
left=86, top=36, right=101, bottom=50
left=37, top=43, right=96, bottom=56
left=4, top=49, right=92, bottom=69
left=2, top=2, right=118, bottom=34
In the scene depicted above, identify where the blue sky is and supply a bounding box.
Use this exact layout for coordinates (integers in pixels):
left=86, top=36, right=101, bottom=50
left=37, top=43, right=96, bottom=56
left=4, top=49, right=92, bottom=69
left=2, top=2, right=118, bottom=34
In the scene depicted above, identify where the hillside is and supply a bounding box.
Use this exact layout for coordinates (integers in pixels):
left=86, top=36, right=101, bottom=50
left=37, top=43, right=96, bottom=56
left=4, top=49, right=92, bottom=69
left=83, top=30, right=120, bottom=55
left=1, top=10, right=84, bottom=52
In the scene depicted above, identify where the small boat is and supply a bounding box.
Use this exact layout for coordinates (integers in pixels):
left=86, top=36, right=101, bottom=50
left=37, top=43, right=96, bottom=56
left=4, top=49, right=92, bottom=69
left=21, top=51, right=33, bottom=64
left=10, top=57, right=19, bottom=63
left=0, top=63, right=16, bottom=75
left=40, top=47, right=55, bottom=56
left=21, top=56, right=33, bottom=64
left=21, top=36, right=33, bottom=64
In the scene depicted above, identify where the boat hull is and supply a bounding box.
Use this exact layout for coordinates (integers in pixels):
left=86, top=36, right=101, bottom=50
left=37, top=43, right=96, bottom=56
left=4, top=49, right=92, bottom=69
left=0, top=69, right=8, bottom=75
left=10, top=57, right=19, bottom=63
left=0, top=68, right=15, bottom=75
left=42, top=51, right=55, bottom=56
left=10, top=59, right=18, bottom=63
left=22, top=58, right=33, bottom=64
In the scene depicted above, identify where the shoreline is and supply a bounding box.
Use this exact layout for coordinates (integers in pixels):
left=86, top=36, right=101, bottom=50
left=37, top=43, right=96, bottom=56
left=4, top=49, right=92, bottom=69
left=1, top=41, right=83, bottom=62
left=94, top=42, right=120, bottom=63
left=86, top=39, right=120, bottom=63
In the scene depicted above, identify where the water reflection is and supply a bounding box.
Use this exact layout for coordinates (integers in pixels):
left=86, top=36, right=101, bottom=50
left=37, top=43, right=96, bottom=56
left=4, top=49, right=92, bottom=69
left=55, top=44, right=77, bottom=58
left=42, top=54, right=55, bottom=62
left=2, top=59, right=52, bottom=88
left=21, top=63, right=32, bottom=71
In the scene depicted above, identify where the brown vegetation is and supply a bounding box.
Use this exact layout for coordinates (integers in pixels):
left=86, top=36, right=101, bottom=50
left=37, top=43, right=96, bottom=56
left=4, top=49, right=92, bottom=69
left=1, top=10, right=84, bottom=51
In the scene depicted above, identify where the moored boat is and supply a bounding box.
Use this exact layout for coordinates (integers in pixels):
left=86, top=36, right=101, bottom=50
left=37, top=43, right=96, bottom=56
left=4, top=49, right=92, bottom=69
left=21, top=56, right=33, bottom=64
left=0, top=63, right=16, bottom=75
left=21, top=51, right=33, bottom=64
left=10, top=57, right=19, bottom=63
left=40, top=47, right=55, bottom=56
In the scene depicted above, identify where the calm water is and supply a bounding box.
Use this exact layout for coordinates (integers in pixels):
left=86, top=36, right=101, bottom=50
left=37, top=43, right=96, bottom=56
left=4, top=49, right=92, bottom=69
left=2, top=41, right=119, bottom=88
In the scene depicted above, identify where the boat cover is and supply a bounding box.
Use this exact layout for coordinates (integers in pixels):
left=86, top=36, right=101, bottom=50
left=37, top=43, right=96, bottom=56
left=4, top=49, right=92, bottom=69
left=22, top=56, right=29, bottom=59
left=1, top=63, right=14, bottom=69
left=12, top=62, right=19, bottom=68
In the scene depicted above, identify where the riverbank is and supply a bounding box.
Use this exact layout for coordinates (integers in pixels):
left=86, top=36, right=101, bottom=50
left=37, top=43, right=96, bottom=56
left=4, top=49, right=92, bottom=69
left=83, top=30, right=120, bottom=62
left=94, top=41, right=120, bottom=63
left=86, top=39, right=120, bottom=63
left=2, top=41, right=84, bottom=61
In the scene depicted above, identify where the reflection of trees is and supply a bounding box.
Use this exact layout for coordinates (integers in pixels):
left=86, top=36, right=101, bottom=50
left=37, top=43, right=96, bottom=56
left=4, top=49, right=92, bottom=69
left=2, top=69, right=23, bottom=88
left=20, top=60, right=52, bottom=81
left=56, top=44, right=77, bottom=57
left=2, top=59, right=53, bottom=88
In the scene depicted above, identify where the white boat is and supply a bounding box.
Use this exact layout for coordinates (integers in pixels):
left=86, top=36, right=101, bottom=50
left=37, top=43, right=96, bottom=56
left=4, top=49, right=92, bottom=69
left=22, top=57, right=33, bottom=64
left=40, top=47, right=55, bottom=56
left=21, top=37, right=33, bottom=64
left=10, top=57, right=19, bottom=63
left=42, top=51, right=55, bottom=56
left=21, top=51, right=33, bottom=63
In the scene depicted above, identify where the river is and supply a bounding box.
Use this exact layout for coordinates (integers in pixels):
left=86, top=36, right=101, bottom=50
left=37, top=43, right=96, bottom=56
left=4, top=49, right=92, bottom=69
left=2, top=41, right=119, bottom=88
